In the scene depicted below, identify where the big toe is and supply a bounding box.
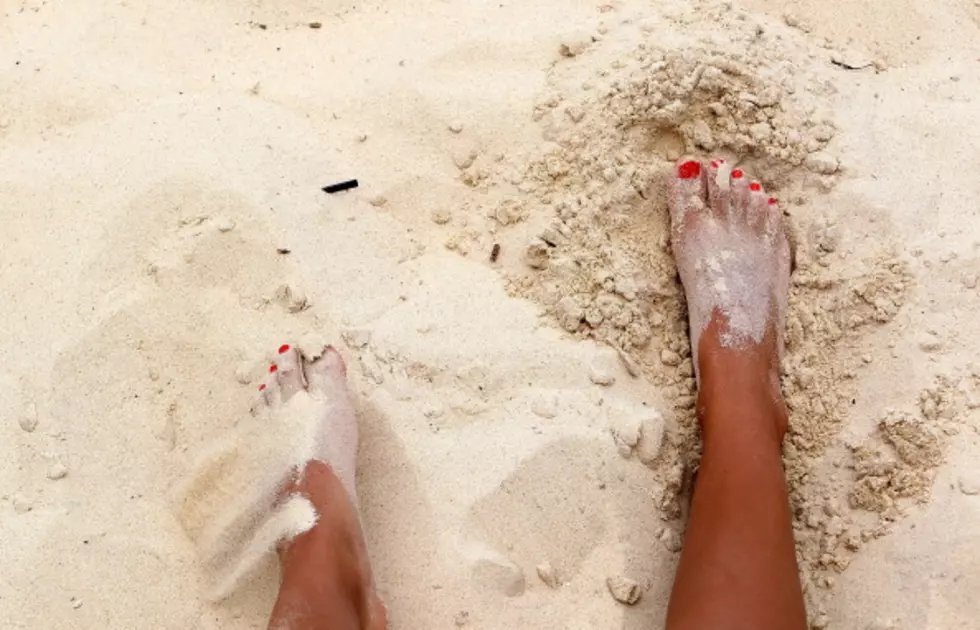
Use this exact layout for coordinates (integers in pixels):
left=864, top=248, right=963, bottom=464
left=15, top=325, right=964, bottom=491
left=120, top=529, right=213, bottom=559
left=304, top=346, right=350, bottom=400
left=668, top=159, right=707, bottom=234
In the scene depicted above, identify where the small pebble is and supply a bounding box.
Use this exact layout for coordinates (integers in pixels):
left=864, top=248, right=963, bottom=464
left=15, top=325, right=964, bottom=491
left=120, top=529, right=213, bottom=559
left=19, top=404, right=38, bottom=432
left=531, top=395, right=558, bottom=419
left=610, top=413, right=641, bottom=458
left=616, top=348, right=640, bottom=377
left=524, top=239, right=550, bottom=270
left=215, top=217, right=236, bottom=232
left=536, top=562, right=559, bottom=588
left=589, top=363, right=616, bottom=387
left=917, top=332, right=942, bottom=353
left=606, top=576, right=641, bottom=605
left=804, top=152, right=840, bottom=175
left=356, top=133, right=368, bottom=142
left=958, top=474, right=980, bottom=495
left=659, top=528, right=682, bottom=552
left=368, top=195, right=388, bottom=207
left=47, top=462, right=69, bottom=480
left=70, top=597, right=83, bottom=610
left=635, top=414, right=665, bottom=465
left=448, top=122, right=464, bottom=134
left=12, top=494, right=32, bottom=514
left=430, top=208, right=452, bottom=225
left=660, top=349, right=682, bottom=366
left=454, top=611, right=470, bottom=627
left=234, top=362, right=253, bottom=385
left=559, top=31, right=593, bottom=57
left=453, top=150, right=478, bottom=170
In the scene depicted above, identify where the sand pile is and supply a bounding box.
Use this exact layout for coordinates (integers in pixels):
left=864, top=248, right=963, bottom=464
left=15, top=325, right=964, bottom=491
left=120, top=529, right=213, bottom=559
left=436, top=2, right=959, bottom=624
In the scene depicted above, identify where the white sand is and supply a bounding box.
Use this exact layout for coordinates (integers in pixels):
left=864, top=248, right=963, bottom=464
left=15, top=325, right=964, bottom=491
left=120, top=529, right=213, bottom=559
left=2, top=1, right=980, bottom=628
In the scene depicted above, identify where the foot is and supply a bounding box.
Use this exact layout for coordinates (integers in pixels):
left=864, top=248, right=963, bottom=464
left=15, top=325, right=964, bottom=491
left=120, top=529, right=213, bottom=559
left=258, top=344, right=387, bottom=630
left=668, top=159, right=792, bottom=435
left=257, top=344, right=359, bottom=499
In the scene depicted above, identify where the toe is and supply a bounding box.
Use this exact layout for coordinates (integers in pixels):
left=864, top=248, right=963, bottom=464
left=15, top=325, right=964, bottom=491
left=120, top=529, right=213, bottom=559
left=764, top=196, right=788, bottom=242
left=705, top=158, right=732, bottom=218
left=304, top=346, right=350, bottom=400
left=668, top=159, right=707, bottom=235
left=258, top=366, right=282, bottom=408
left=274, top=344, right=307, bottom=401
left=728, top=167, right=750, bottom=220
left=745, top=181, right=770, bottom=230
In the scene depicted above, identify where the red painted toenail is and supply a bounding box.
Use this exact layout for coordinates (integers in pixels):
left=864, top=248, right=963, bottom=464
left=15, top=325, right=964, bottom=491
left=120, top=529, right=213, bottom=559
left=269, top=364, right=278, bottom=373
left=731, top=169, right=744, bottom=179
left=678, top=160, right=701, bottom=179
left=750, top=182, right=761, bottom=191
left=710, top=160, right=719, bottom=168
left=768, top=197, right=778, bottom=205
left=258, top=384, right=266, bottom=391
left=278, top=344, right=290, bottom=354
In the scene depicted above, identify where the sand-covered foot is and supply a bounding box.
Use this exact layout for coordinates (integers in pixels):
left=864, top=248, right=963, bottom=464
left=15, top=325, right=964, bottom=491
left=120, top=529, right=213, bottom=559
left=667, top=158, right=792, bottom=379
left=257, top=344, right=358, bottom=500
left=259, top=344, right=387, bottom=630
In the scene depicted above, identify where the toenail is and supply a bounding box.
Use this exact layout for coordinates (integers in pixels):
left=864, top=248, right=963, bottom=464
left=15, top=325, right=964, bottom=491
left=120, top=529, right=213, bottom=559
left=731, top=169, right=744, bottom=179
left=278, top=344, right=291, bottom=354
left=750, top=182, right=761, bottom=191
left=258, top=384, right=266, bottom=391
left=269, top=364, right=278, bottom=373
left=678, top=160, right=701, bottom=179
left=768, top=197, right=779, bottom=205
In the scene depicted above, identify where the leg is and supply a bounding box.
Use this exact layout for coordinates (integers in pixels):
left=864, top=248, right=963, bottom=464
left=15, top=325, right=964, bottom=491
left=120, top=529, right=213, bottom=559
left=664, top=159, right=807, bottom=630
left=259, top=345, right=387, bottom=630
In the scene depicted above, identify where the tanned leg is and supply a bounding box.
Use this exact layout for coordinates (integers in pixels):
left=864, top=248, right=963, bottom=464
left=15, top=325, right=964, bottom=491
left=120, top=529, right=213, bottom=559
left=664, top=158, right=807, bottom=630
left=257, top=345, right=387, bottom=630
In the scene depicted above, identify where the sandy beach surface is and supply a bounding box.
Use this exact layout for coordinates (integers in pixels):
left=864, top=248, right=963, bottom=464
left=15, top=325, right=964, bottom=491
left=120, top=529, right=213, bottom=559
left=3, top=0, right=980, bottom=628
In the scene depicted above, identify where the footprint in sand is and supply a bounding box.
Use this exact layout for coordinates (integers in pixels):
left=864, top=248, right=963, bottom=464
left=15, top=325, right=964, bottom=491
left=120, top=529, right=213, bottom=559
left=77, top=178, right=285, bottom=320
left=465, top=437, right=675, bottom=620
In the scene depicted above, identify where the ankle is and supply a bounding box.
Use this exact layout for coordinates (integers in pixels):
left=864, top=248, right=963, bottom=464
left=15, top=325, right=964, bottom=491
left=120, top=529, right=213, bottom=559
left=697, top=348, right=787, bottom=443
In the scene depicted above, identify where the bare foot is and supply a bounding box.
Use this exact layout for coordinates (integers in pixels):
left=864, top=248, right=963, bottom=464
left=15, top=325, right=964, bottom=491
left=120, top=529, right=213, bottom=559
left=668, top=158, right=792, bottom=433
left=258, top=344, right=387, bottom=630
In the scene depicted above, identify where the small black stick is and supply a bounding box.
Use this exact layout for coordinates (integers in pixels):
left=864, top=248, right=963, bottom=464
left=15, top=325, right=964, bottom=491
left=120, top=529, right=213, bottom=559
left=322, top=179, right=359, bottom=194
